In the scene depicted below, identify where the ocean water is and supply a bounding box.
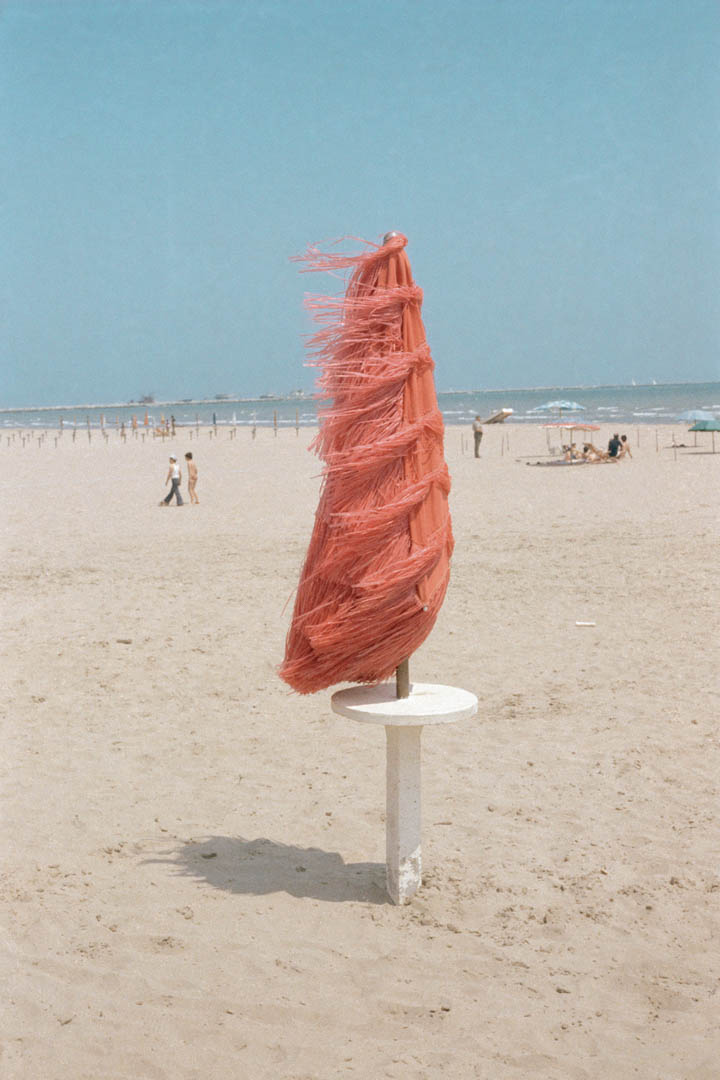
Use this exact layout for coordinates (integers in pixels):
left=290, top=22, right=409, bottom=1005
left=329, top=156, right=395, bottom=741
left=1, top=382, right=719, bottom=430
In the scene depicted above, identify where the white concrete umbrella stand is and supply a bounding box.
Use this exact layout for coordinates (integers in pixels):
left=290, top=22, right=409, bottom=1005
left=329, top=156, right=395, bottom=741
left=331, top=680, right=478, bottom=904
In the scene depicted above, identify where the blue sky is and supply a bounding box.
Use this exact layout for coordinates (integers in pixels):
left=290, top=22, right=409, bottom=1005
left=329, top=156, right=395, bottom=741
left=2, top=0, right=718, bottom=406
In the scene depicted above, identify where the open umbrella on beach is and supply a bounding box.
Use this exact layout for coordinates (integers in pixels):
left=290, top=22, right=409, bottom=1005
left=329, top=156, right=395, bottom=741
left=530, top=399, right=586, bottom=420
left=280, top=233, right=475, bottom=904
left=675, top=410, right=717, bottom=422
left=542, top=421, right=599, bottom=451
left=676, top=410, right=717, bottom=447
left=688, top=418, right=720, bottom=453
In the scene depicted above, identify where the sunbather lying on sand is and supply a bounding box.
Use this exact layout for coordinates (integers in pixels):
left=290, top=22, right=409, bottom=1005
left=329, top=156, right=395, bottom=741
left=581, top=443, right=609, bottom=462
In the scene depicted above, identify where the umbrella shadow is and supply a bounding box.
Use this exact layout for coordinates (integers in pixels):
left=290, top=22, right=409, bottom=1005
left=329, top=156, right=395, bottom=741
left=147, top=835, right=388, bottom=904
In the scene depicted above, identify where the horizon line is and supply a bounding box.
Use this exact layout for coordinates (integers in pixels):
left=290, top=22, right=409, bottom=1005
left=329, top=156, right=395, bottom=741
left=1, top=379, right=719, bottom=414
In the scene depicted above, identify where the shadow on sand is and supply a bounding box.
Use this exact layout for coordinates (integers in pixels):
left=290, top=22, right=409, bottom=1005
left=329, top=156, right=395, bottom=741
left=146, top=835, right=388, bottom=905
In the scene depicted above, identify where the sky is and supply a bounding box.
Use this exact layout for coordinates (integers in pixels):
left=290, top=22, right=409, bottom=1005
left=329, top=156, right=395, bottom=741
left=1, top=0, right=719, bottom=407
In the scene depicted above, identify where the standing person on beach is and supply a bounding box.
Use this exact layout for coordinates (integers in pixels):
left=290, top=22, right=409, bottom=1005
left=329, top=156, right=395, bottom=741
left=185, top=452, right=199, bottom=503
left=472, top=416, right=483, bottom=458
left=160, top=456, right=183, bottom=506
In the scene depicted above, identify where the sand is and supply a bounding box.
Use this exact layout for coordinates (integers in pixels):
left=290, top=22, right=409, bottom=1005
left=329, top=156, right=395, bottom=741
left=2, top=422, right=718, bottom=1079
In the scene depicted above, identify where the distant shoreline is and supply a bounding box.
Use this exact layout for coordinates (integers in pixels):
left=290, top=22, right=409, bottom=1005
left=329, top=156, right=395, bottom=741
left=1, top=380, right=717, bottom=414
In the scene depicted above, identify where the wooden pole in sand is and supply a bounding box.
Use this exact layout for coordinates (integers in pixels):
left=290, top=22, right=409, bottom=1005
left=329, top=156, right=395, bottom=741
left=396, top=658, right=410, bottom=699
left=273, top=410, right=278, bottom=437
left=296, top=409, right=299, bottom=436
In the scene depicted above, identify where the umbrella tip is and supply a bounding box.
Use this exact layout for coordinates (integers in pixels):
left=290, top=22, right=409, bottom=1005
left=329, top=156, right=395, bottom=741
left=383, top=231, right=404, bottom=244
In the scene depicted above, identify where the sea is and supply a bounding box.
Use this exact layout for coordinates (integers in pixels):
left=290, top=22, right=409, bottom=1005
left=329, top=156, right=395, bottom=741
left=1, top=382, right=719, bottom=431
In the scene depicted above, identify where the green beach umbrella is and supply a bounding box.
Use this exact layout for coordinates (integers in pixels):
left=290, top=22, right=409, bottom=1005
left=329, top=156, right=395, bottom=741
left=688, top=419, right=720, bottom=453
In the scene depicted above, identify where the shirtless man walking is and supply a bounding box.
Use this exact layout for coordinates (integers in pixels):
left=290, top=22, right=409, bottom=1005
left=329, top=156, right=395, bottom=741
left=185, top=452, right=199, bottom=503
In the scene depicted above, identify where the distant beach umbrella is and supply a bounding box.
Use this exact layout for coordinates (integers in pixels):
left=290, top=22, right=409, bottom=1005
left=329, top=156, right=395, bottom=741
left=542, top=422, right=599, bottom=433
left=676, top=409, right=717, bottom=422
left=688, top=418, right=720, bottom=453
left=530, top=400, right=586, bottom=419
left=280, top=233, right=453, bottom=695
left=541, top=421, right=598, bottom=450
left=677, top=411, right=717, bottom=447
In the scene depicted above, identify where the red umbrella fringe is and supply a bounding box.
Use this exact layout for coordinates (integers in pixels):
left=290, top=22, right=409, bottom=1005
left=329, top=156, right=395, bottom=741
left=280, top=235, right=453, bottom=694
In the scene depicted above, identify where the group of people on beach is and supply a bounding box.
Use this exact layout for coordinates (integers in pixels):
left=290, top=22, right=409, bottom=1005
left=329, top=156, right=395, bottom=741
left=563, top=433, right=633, bottom=462
left=159, top=452, right=198, bottom=505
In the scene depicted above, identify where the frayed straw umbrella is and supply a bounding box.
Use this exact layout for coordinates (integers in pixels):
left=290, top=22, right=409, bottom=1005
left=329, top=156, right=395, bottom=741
left=280, top=233, right=477, bottom=903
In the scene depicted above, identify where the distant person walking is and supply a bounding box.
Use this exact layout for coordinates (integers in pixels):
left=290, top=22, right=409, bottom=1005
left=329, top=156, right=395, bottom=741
left=472, top=416, right=483, bottom=458
left=185, top=452, right=199, bottom=503
left=160, top=456, right=183, bottom=506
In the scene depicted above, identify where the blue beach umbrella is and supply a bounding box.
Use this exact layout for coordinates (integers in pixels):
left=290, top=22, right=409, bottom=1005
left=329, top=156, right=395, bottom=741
left=676, top=409, right=717, bottom=422
left=530, top=399, right=586, bottom=418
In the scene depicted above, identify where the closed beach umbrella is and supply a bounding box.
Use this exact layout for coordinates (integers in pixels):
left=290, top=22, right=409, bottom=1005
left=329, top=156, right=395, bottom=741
left=280, top=233, right=453, bottom=694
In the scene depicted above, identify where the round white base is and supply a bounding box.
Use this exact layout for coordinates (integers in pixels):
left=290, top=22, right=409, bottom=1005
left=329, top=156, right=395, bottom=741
left=331, top=682, right=478, bottom=904
left=331, top=681, right=478, bottom=726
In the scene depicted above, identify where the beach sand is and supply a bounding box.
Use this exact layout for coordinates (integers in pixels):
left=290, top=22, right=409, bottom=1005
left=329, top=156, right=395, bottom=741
left=2, top=423, right=718, bottom=1079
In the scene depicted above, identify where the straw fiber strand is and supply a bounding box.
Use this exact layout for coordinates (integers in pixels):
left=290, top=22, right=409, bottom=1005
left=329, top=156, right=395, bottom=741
left=280, top=234, right=453, bottom=694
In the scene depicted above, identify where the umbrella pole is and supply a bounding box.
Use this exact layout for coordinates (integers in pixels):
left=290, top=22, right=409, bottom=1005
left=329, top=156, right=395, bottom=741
left=386, top=658, right=421, bottom=902
left=396, top=658, right=410, bottom=698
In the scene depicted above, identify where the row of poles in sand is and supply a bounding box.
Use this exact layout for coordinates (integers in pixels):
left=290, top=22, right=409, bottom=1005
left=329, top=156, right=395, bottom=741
left=3, top=409, right=307, bottom=448
left=4, top=425, right=689, bottom=454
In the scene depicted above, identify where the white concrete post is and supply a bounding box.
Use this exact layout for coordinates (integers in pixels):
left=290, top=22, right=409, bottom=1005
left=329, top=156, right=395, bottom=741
left=331, top=682, right=478, bottom=904
left=385, top=725, right=422, bottom=903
